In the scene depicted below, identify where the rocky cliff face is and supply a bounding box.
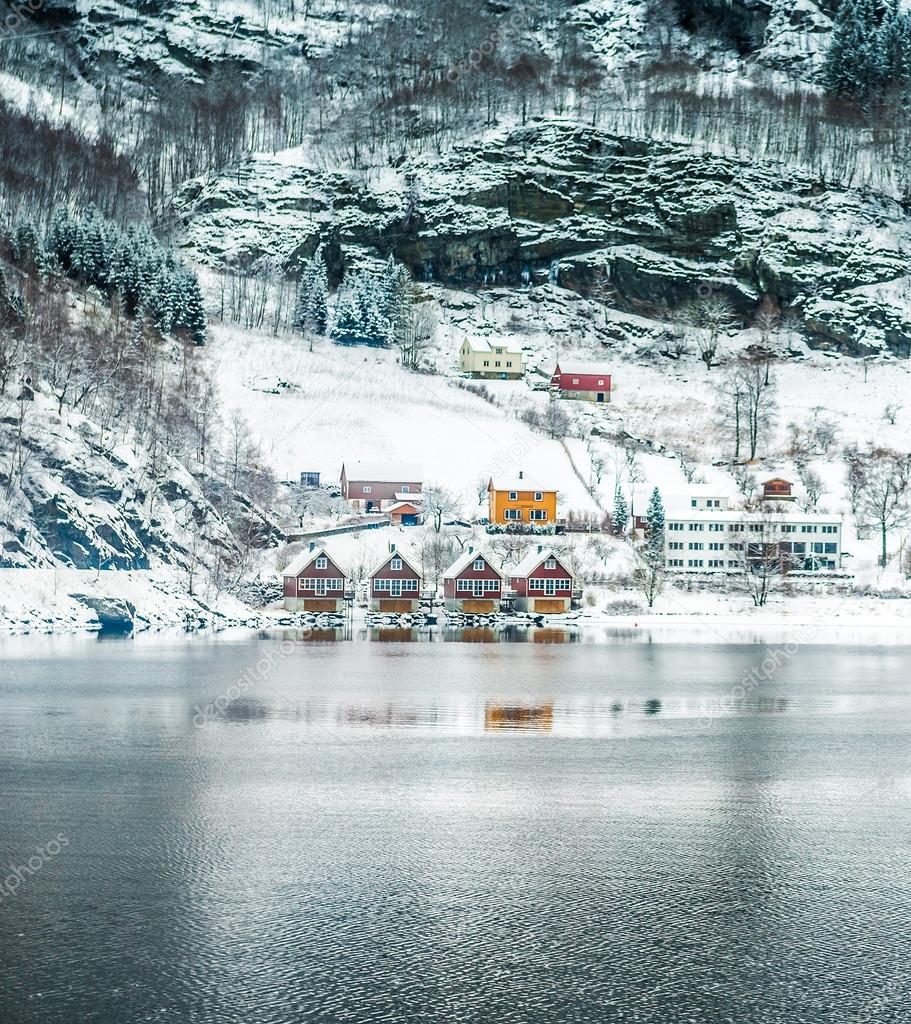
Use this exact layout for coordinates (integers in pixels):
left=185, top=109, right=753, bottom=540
left=0, top=390, right=282, bottom=573
left=173, top=121, right=911, bottom=355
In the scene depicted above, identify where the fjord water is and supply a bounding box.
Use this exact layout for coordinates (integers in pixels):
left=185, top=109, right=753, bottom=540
left=1, top=634, right=909, bottom=1024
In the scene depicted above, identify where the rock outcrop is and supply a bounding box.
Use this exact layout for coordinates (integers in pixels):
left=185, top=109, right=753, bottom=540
left=173, top=120, right=911, bottom=356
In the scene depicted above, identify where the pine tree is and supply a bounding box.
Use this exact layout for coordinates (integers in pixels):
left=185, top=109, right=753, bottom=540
left=612, top=482, right=629, bottom=536
left=46, top=205, right=78, bottom=272
left=645, top=486, right=665, bottom=558
left=824, top=0, right=878, bottom=98
left=294, top=248, right=329, bottom=335
left=330, top=282, right=362, bottom=345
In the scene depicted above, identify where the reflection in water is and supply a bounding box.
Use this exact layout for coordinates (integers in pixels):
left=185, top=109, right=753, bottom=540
left=452, top=627, right=498, bottom=643
left=1, top=639, right=910, bottom=1024
left=485, top=704, right=554, bottom=731
left=369, top=627, right=419, bottom=643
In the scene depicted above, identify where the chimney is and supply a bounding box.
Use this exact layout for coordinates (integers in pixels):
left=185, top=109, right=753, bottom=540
left=468, top=546, right=474, bottom=555
left=537, top=544, right=543, bottom=554
left=518, top=470, right=524, bottom=479
left=309, top=541, right=316, bottom=552
left=389, top=542, right=396, bottom=552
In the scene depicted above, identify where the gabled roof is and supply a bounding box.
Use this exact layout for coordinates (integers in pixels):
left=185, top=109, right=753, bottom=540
left=342, top=461, right=423, bottom=482
left=488, top=475, right=555, bottom=493
left=368, top=549, right=422, bottom=578
left=553, top=361, right=612, bottom=377
left=462, top=337, right=523, bottom=354
left=442, top=549, right=503, bottom=579
left=387, top=500, right=423, bottom=514
left=510, top=547, right=572, bottom=578
left=282, top=546, right=346, bottom=578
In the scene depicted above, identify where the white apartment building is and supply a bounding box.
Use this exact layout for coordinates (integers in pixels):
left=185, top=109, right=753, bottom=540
left=663, top=509, right=844, bottom=574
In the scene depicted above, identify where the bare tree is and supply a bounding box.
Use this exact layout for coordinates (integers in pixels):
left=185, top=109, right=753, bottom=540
left=680, top=295, right=737, bottom=370
left=422, top=483, right=460, bottom=533
left=854, top=447, right=911, bottom=567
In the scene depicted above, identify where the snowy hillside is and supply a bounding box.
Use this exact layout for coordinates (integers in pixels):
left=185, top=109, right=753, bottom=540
left=3, top=0, right=911, bottom=629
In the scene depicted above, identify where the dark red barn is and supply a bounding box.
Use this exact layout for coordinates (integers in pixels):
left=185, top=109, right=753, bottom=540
left=442, top=548, right=504, bottom=614
left=551, top=361, right=612, bottom=403
left=282, top=544, right=348, bottom=613
left=508, top=547, right=575, bottom=613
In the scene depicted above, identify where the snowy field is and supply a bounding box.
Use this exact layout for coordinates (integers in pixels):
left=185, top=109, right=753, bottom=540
left=208, top=322, right=602, bottom=517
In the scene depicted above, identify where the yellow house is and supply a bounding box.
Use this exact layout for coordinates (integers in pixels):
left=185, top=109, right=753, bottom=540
left=488, top=472, right=558, bottom=526
left=459, top=338, right=524, bottom=379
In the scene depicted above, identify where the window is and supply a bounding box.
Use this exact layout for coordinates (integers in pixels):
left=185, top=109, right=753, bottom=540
left=483, top=360, right=489, bottom=367
left=508, top=491, right=518, bottom=500
left=669, top=522, right=684, bottom=531
left=781, top=524, right=796, bottom=533
left=690, top=523, right=704, bottom=532
left=544, top=558, right=556, bottom=569
left=376, top=578, right=418, bottom=593
left=688, top=559, right=704, bottom=568
left=691, top=499, right=697, bottom=508
left=506, top=361, right=512, bottom=367
left=801, top=525, right=817, bottom=534
left=708, top=559, right=724, bottom=568
left=463, top=578, right=500, bottom=596
left=709, top=523, right=725, bottom=532
left=529, top=510, right=547, bottom=521
left=597, top=379, right=604, bottom=386
left=709, top=542, right=724, bottom=551
left=473, top=558, right=485, bottom=570
left=505, top=509, right=522, bottom=521
left=534, top=491, right=543, bottom=501
left=572, top=378, right=580, bottom=384
left=668, top=541, right=683, bottom=550
left=495, top=361, right=501, bottom=367
left=667, top=558, right=683, bottom=567
left=750, top=524, right=762, bottom=533
left=688, top=542, right=704, bottom=550
left=362, top=486, right=372, bottom=494
left=495, top=347, right=502, bottom=354
left=822, top=525, right=837, bottom=534
left=390, top=556, right=402, bottom=571
left=315, top=556, right=327, bottom=568
left=401, top=485, right=410, bottom=493
left=712, top=500, right=721, bottom=508
left=730, top=524, right=745, bottom=533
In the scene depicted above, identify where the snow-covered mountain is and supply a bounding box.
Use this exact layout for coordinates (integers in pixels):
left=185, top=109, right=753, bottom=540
left=3, top=0, right=911, bottom=626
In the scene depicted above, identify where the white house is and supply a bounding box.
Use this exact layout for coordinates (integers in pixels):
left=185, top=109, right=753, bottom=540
left=458, top=338, right=524, bottom=379
left=663, top=507, right=844, bottom=574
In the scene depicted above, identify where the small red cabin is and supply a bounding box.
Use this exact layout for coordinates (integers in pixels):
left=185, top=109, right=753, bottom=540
left=442, top=548, right=504, bottom=614
left=761, top=477, right=795, bottom=502
left=369, top=547, right=422, bottom=613
left=282, top=544, right=348, bottom=613
left=340, top=461, right=423, bottom=512
left=551, top=362, right=612, bottom=403
left=508, top=547, right=575, bottom=613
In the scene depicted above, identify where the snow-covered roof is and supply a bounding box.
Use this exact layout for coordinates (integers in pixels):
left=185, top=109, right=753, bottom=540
left=510, top=547, right=570, bottom=577
left=342, top=461, right=423, bottom=482
left=282, top=546, right=343, bottom=577
left=554, top=361, right=612, bottom=376
left=442, top=549, right=502, bottom=579
left=368, top=548, right=422, bottom=577
left=394, top=491, right=423, bottom=502
left=664, top=510, right=841, bottom=525
left=489, top=475, right=555, bottom=493
left=387, top=500, right=422, bottom=513
left=462, top=337, right=523, bottom=354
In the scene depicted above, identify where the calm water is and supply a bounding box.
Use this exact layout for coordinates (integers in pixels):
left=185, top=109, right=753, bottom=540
left=1, top=633, right=909, bottom=1023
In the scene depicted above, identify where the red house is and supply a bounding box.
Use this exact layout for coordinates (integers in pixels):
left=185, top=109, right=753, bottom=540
left=340, top=461, right=423, bottom=512
left=282, top=544, right=348, bottom=613
left=551, top=361, right=612, bottom=403
left=369, top=546, right=422, bottom=613
left=508, top=547, right=575, bottom=613
left=442, top=548, right=504, bottom=614
left=761, top=477, right=795, bottom=502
